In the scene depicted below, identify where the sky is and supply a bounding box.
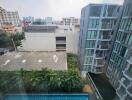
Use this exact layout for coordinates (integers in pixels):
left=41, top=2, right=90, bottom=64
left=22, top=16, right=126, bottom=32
left=0, top=0, right=124, bottom=20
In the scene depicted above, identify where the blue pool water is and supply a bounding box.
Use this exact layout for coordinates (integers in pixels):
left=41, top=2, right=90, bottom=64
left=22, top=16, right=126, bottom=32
left=3, top=94, right=89, bottom=100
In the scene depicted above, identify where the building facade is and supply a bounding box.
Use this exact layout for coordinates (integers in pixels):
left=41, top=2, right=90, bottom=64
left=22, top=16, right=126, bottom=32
left=0, top=7, right=22, bottom=34
left=106, top=0, right=132, bottom=99
left=62, top=17, right=80, bottom=26
left=79, top=4, right=120, bottom=76
left=18, top=25, right=79, bottom=54
left=0, top=7, right=21, bottom=27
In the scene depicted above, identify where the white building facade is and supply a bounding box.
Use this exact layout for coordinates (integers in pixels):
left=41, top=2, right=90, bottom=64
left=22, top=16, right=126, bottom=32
left=19, top=25, right=79, bottom=54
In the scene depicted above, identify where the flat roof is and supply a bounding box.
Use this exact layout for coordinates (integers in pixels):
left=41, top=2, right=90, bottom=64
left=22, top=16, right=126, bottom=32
left=0, top=52, right=67, bottom=71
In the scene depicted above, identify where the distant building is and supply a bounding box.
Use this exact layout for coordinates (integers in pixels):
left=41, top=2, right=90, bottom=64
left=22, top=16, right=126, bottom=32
left=18, top=25, right=79, bottom=54
left=0, top=6, right=22, bottom=34
left=79, top=4, right=120, bottom=76
left=0, top=7, right=21, bottom=27
left=23, top=16, right=34, bottom=23
left=62, top=17, right=80, bottom=26
left=1, top=23, right=15, bottom=34
left=106, top=0, right=132, bottom=99
left=45, top=17, right=53, bottom=25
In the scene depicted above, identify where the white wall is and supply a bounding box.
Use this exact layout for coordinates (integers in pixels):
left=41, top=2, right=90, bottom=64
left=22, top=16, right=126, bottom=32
left=20, top=32, right=56, bottom=51
left=19, top=25, right=79, bottom=54
left=66, top=31, right=79, bottom=54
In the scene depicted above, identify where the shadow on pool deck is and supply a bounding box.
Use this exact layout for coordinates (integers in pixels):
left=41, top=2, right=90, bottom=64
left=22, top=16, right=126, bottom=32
left=89, top=72, right=116, bottom=100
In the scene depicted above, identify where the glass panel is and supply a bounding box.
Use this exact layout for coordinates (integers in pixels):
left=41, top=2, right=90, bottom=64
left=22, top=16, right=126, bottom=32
left=84, top=57, right=93, bottom=64
left=87, top=31, right=97, bottom=39
left=89, top=5, right=101, bottom=17
left=85, top=40, right=96, bottom=48
left=88, top=19, right=99, bottom=28
left=85, top=49, right=94, bottom=56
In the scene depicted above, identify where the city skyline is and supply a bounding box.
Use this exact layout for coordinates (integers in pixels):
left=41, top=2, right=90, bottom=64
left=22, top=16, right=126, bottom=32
left=0, top=0, right=124, bottom=20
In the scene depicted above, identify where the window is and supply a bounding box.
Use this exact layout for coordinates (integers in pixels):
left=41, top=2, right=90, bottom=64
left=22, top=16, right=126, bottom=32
left=120, top=46, right=127, bottom=57
left=120, top=19, right=127, bottom=30
left=84, top=57, right=93, bottom=64
left=128, top=35, right=132, bottom=45
left=101, top=19, right=115, bottom=29
left=89, top=5, right=101, bottom=17
left=85, top=49, right=94, bottom=56
left=126, top=19, right=132, bottom=30
left=128, top=64, right=132, bottom=75
left=99, top=31, right=110, bottom=39
left=88, top=19, right=99, bottom=28
left=83, top=65, right=91, bottom=71
left=86, top=31, right=97, bottom=39
left=121, top=33, right=130, bottom=44
left=85, top=40, right=96, bottom=48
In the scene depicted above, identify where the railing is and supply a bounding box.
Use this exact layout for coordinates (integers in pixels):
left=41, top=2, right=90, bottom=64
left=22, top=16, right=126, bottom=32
left=86, top=73, right=103, bottom=100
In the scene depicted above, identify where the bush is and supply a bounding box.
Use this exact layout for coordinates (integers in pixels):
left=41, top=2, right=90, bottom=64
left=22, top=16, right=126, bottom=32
left=0, top=68, right=84, bottom=93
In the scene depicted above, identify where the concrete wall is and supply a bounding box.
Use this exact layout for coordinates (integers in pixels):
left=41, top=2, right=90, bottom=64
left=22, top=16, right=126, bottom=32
left=21, top=32, right=56, bottom=51
left=19, top=25, right=79, bottom=54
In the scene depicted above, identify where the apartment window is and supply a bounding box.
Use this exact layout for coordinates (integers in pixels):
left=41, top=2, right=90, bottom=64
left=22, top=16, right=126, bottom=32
left=84, top=57, right=93, bottom=64
left=88, top=19, right=99, bottom=28
left=126, top=19, right=132, bottom=30
left=83, top=65, right=91, bottom=71
left=128, top=64, right=132, bottom=75
left=99, top=31, right=110, bottom=39
left=121, top=33, right=130, bottom=44
left=85, top=49, right=94, bottom=56
left=128, top=35, right=132, bottom=45
left=89, top=5, right=101, bottom=17
left=86, top=30, right=97, bottom=39
left=85, top=40, right=96, bottom=48
left=123, top=4, right=131, bottom=17
left=125, top=95, right=132, bottom=100
left=101, top=19, right=115, bottom=29
left=120, top=19, right=127, bottom=30
left=119, top=46, right=127, bottom=57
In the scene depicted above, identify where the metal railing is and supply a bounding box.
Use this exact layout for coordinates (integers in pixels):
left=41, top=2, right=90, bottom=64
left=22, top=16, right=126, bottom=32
left=87, top=73, right=103, bottom=100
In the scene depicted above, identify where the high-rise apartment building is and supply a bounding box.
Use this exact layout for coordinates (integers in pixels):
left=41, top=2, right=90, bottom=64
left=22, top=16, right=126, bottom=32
left=0, top=7, right=21, bottom=27
left=106, top=0, right=132, bottom=99
left=79, top=4, right=120, bottom=76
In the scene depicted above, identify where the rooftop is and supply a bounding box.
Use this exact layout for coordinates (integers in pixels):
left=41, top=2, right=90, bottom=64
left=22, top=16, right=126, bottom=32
left=0, top=52, right=67, bottom=71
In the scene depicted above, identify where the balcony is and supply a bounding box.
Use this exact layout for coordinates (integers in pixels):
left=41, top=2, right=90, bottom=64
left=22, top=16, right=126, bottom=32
left=124, top=94, right=132, bottom=100
left=123, top=64, right=132, bottom=81
left=120, top=77, right=131, bottom=88
left=116, top=86, right=127, bottom=99
left=93, top=67, right=104, bottom=73
left=94, top=59, right=105, bottom=66
left=127, top=85, right=132, bottom=96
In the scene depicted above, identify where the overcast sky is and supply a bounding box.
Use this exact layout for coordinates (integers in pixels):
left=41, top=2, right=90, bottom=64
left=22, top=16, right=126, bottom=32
left=0, top=0, right=124, bottom=20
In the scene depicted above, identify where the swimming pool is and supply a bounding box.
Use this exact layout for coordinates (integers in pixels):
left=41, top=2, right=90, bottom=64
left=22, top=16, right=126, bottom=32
left=3, top=94, right=89, bottom=100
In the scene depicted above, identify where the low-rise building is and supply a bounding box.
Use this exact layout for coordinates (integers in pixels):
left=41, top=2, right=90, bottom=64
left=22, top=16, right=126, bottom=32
left=18, top=25, right=79, bottom=54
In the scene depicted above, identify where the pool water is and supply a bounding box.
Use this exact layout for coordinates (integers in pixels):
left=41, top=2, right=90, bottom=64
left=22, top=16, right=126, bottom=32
left=3, top=94, right=89, bottom=100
